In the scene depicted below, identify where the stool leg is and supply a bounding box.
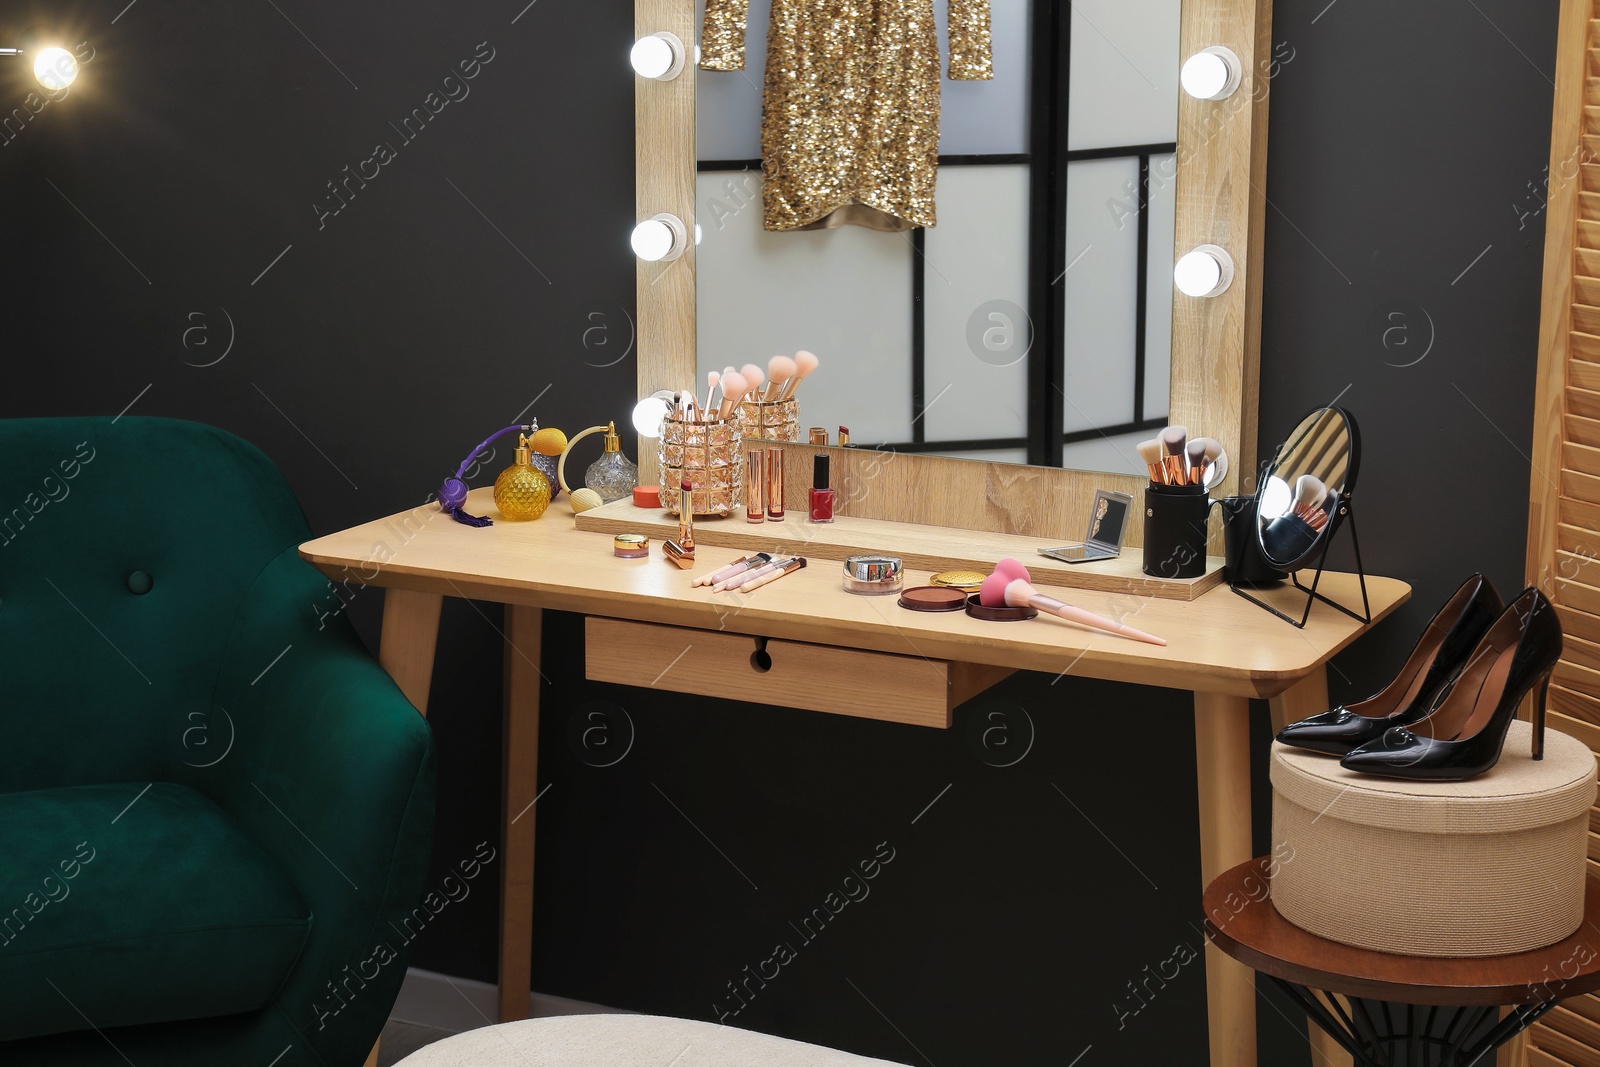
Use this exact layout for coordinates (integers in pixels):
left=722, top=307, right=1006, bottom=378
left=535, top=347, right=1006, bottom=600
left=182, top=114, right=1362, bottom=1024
left=1195, top=692, right=1256, bottom=1067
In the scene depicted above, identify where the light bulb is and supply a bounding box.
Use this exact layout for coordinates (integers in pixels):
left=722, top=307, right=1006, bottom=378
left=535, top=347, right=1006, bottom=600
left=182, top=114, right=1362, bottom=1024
left=1180, top=46, right=1241, bottom=101
left=33, top=47, right=77, bottom=91
left=630, top=32, right=685, bottom=80
left=1259, top=477, right=1292, bottom=521
left=632, top=396, right=671, bottom=439
left=1174, top=245, right=1234, bottom=298
left=630, top=213, right=687, bottom=262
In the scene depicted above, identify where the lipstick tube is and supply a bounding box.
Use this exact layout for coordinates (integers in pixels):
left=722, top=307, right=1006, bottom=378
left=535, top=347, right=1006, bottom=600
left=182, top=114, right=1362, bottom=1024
left=746, top=451, right=766, bottom=524
left=678, top=480, right=694, bottom=550
left=767, top=447, right=784, bottom=520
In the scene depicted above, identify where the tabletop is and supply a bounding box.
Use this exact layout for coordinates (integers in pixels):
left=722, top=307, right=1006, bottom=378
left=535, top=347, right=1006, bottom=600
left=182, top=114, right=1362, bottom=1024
left=300, top=488, right=1412, bottom=698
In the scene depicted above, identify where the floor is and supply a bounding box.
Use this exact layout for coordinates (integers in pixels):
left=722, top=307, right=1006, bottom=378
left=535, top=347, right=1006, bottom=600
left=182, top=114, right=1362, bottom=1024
left=377, top=1020, right=455, bottom=1066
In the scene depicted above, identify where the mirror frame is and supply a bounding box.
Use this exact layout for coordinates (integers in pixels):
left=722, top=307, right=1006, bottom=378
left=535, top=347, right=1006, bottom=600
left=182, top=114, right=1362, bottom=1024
left=635, top=0, right=1272, bottom=546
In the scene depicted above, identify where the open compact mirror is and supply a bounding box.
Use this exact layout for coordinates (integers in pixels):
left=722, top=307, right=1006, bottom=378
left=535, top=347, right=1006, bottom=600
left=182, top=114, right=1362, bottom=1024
left=1234, top=405, right=1369, bottom=627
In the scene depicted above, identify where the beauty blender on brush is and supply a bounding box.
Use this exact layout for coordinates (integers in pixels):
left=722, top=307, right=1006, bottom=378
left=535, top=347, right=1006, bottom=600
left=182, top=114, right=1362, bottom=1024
left=994, top=557, right=1030, bottom=582
left=780, top=350, right=820, bottom=401
left=763, top=355, right=796, bottom=402
left=979, top=571, right=1166, bottom=645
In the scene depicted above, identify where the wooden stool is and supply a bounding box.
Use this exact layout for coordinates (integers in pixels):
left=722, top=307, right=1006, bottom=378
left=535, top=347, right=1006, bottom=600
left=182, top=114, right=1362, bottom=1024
left=1205, top=857, right=1600, bottom=1066
left=392, top=1014, right=911, bottom=1066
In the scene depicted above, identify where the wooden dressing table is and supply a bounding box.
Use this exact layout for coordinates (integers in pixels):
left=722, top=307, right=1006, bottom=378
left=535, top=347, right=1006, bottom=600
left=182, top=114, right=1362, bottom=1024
left=300, top=487, right=1408, bottom=1067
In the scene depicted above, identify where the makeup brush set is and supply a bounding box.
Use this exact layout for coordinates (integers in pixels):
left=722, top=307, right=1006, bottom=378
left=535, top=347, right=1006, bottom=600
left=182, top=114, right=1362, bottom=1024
left=1136, top=425, right=1227, bottom=580
left=1136, top=426, right=1227, bottom=489
left=690, top=552, right=808, bottom=593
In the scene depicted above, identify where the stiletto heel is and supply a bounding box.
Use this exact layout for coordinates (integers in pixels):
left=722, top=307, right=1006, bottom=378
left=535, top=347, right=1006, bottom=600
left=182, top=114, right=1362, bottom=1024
left=1275, top=574, right=1502, bottom=756
left=1533, top=671, right=1551, bottom=761
left=1341, top=587, right=1564, bottom=781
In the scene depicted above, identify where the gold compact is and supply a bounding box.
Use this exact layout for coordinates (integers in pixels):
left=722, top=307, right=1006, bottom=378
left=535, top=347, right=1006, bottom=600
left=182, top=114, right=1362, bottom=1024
left=930, top=570, right=985, bottom=593
left=613, top=533, right=650, bottom=559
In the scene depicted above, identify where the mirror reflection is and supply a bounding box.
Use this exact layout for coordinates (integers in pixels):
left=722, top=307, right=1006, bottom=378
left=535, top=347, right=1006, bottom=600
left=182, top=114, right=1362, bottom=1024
left=693, top=0, right=1181, bottom=474
left=1256, top=407, right=1359, bottom=571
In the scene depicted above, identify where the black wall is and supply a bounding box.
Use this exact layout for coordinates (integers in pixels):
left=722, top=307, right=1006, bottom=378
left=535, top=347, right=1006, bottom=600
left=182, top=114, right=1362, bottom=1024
left=0, top=1, right=1559, bottom=1065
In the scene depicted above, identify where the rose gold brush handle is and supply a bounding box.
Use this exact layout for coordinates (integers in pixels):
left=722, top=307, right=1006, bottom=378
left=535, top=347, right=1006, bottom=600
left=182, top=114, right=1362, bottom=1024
left=1029, top=593, right=1167, bottom=646
left=713, top=561, right=779, bottom=592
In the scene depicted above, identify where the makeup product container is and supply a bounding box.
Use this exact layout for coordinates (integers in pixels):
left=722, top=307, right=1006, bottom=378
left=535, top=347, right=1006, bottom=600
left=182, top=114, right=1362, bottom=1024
left=842, top=555, right=903, bottom=595
left=809, top=454, right=834, bottom=522
left=809, top=427, right=828, bottom=445
left=613, top=534, right=650, bottom=559
left=1142, top=481, right=1209, bottom=579
left=737, top=398, right=799, bottom=443
left=746, top=451, right=766, bottom=523
left=659, top=410, right=741, bottom=516
left=767, top=447, right=785, bottom=519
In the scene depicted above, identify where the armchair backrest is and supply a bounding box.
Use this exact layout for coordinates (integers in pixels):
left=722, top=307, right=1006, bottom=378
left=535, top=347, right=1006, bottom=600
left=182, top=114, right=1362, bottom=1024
left=0, top=416, right=312, bottom=793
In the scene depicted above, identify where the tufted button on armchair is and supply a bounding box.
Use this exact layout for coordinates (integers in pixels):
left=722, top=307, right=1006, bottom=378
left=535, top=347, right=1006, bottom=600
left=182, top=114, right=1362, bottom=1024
left=0, top=416, right=436, bottom=1066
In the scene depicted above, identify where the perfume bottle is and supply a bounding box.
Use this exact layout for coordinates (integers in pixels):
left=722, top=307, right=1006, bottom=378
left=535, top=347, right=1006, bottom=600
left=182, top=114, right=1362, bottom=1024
left=585, top=421, right=638, bottom=503
left=493, top=434, right=552, bottom=521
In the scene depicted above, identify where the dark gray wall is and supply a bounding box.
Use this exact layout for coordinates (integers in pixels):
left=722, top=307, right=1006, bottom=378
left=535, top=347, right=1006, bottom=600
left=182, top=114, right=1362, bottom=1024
left=0, top=0, right=1559, bottom=1065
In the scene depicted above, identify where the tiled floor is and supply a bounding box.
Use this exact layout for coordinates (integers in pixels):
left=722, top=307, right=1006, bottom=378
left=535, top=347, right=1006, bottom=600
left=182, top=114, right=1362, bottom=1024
left=377, top=1020, right=456, bottom=1066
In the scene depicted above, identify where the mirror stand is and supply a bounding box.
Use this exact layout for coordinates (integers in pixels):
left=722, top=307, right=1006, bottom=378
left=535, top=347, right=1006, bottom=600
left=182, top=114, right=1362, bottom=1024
left=1231, top=496, right=1371, bottom=629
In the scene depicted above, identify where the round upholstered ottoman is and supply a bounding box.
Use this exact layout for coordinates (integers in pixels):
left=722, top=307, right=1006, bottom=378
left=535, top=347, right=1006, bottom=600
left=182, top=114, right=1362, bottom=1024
left=1270, top=720, right=1597, bottom=958
left=394, top=1015, right=911, bottom=1066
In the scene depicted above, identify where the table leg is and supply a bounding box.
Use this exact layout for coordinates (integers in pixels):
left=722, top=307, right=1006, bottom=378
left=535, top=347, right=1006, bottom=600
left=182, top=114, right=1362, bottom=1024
left=379, top=589, right=444, bottom=715
left=1195, top=692, right=1256, bottom=1067
left=499, top=605, right=542, bottom=1022
left=1268, top=668, right=1348, bottom=1067
left=1267, top=667, right=1330, bottom=735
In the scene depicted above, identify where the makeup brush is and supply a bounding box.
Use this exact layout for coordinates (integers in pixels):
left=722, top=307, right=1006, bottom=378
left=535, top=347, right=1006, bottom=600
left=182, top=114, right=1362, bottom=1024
left=712, top=555, right=793, bottom=592
left=1292, top=474, right=1327, bottom=520
left=1160, top=426, right=1188, bottom=485
left=740, top=556, right=808, bottom=592
left=718, top=371, right=749, bottom=419
left=1188, top=437, right=1224, bottom=488
left=741, top=363, right=766, bottom=403
left=979, top=574, right=1167, bottom=646
left=1136, top=439, right=1167, bottom=485
left=703, top=370, right=721, bottom=416
left=779, top=350, right=819, bottom=401
left=1185, top=440, right=1208, bottom=485
left=692, top=554, right=756, bottom=587
left=763, top=355, right=797, bottom=402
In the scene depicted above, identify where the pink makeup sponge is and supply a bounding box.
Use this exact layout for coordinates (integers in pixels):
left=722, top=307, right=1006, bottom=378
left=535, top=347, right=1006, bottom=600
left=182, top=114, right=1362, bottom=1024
left=994, top=557, right=1030, bottom=582
left=978, top=571, right=1014, bottom=608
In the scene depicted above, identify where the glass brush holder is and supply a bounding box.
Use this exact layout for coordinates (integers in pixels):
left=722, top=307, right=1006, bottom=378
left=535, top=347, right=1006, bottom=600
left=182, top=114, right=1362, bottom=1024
left=737, top=398, right=799, bottom=443
left=658, top=411, right=742, bottom=516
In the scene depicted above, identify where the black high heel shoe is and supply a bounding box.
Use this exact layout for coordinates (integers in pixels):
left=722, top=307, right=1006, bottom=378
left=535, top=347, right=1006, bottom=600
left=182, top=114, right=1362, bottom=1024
left=1338, top=587, right=1562, bottom=781
left=1274, top=574, right=1502, bottom=756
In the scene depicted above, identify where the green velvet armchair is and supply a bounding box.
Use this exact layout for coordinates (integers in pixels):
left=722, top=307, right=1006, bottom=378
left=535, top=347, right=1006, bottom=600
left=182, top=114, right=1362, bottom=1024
left=0, top=416, right=437, bottom=1066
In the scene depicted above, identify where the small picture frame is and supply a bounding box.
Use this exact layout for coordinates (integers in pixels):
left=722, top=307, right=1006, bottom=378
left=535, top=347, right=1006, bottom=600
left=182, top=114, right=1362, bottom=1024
left=1038, top=489, right=1134, bottom=564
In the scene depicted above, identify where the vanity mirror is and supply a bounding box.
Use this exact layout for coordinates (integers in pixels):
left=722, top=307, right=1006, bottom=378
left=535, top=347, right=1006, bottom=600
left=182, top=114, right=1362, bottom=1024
left=1233, top=405, right=1371, bottom=628
left=635, top=0, right=1273, bottom=551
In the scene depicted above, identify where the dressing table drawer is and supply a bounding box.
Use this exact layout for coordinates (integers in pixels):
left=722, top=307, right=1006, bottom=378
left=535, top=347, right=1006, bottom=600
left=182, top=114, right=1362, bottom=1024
left=584, top=618, right=1011, bottom=728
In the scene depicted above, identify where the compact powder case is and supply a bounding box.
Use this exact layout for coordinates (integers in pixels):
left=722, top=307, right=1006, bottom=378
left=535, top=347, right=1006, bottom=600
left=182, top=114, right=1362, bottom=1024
left=965, top=595, right=1038, bottom=622
left=930, top=570, right=985, bottom=593
left=898, top=586, right=967, bottom=612
left=842, top=555, right=903, bottom=595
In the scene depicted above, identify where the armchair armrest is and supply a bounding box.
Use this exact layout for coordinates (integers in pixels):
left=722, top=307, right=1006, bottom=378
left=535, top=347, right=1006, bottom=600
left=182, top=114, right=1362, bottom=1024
left=181, top=546, right=436, bottom=1066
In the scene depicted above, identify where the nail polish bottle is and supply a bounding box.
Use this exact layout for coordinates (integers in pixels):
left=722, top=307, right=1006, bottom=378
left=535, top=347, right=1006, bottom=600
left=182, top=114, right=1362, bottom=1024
left=809, top=454, right=834, bottom=523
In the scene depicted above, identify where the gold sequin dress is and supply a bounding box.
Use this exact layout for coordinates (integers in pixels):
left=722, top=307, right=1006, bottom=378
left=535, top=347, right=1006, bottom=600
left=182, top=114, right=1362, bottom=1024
left=700, top=1, right=993, bottom=232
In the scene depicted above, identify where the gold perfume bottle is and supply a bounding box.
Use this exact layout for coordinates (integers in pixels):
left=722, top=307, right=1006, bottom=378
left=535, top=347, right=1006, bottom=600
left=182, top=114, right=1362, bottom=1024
left=493, top=434, right=552, bottom=521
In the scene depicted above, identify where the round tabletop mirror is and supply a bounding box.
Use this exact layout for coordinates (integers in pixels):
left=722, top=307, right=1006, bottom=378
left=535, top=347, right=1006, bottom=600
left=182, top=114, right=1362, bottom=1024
left=1255, top=406, right=1360, bottom=572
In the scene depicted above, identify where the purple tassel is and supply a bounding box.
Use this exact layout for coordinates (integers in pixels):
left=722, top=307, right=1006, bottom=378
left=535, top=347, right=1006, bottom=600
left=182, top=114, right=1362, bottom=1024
left=449, top=507, right=494, bottom=528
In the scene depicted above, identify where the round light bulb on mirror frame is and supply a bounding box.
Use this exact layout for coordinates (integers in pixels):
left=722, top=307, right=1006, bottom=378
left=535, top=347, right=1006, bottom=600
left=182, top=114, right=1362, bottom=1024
left=32, top=46, right=78, bottom=91
left=1180, top=45, right=1241, bottom=101
left=630, top=31, right=685, bottom=81
left=1173, top=244, right=1234, bottom=298
left=630, top=213, right=688, bottom=263
left=631, top=393, right=674, bottom=439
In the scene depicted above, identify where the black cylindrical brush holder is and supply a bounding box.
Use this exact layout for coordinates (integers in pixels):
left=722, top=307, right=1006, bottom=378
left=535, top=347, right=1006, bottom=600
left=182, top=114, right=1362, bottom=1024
left=1220, top=495, right=1289, bottom=585
left=1143, top=482, right=1209, bottom=579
